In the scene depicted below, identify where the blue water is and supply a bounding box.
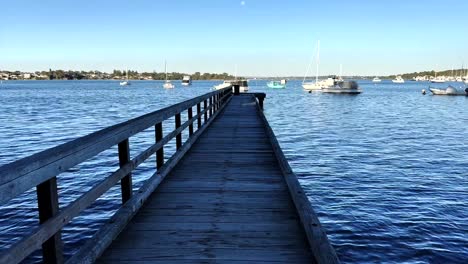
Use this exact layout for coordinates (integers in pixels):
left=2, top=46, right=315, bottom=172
left=0, top=80, right=467, bottom=263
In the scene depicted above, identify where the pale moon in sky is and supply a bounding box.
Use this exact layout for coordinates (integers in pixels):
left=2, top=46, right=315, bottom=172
left=241, top=1, right=245, bottom=6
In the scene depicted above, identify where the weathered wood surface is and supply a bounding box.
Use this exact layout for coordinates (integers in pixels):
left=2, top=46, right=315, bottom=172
left=0, top=88, right=232, bottom=264
left=97, top=95, right=317, bottom=263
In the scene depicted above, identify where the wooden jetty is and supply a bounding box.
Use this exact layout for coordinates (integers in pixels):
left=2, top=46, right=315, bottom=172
left=0, top=87, right=339, bottom=263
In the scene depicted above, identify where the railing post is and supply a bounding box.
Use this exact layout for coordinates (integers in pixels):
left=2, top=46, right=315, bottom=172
left=209, top=97, right=213, bottom=117
left=118, top=139, right=132, bottom=203
left=188, top=107, right=193, bottom=136
left=197, top=103, right=201, bottom=129
left=233, top=85, right=240, bottom=95
left=214, top=94, right=217, bottom=112
left=255, top=93, right=266, bottom=110
left=203, top=99, right=208, bottom=122
left=175, top=113, right=182, bottom=150
left=37, top=177, right=63, bottom=264
left=155, top=122, right=164, bottom=169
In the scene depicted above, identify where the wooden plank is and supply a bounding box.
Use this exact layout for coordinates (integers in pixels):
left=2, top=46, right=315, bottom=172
left=99, top=248, right=312, bottom=262
left=107, top=231, right=307, bottom=249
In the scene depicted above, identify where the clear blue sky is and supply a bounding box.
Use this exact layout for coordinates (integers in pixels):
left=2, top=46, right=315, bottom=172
left=1, top=0, right=467, bottom=76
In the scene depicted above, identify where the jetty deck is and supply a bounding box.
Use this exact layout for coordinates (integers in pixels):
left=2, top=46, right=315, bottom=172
left=98, top=95, right=313, bottom=263
left=0, top=87, right=338, bottom=264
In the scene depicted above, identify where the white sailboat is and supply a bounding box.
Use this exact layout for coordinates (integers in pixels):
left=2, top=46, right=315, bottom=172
left=302, top=40, right=322, bottom=91
left=120, top=69, right=131, bottom=86
left=372, top=77, right=382, bottom=82
left=163, top=61, right=175, bottom=89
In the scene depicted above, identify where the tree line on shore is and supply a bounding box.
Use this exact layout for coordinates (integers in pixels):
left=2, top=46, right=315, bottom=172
left=386, top=68, right=468, bottom=79
left=1, top=69, right=236, bottom=80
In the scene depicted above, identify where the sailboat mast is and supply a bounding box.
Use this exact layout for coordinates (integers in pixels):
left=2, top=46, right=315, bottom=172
left=235, top=64, right=238, bottom=81
left=165, top=61, right=168, bottom=81
left=315, top=40, right=320, bottom=83
left=339, top=64, right=343, bottom=79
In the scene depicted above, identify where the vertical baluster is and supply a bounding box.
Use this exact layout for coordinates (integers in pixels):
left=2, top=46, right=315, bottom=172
left=37, top=178, right=63, bottom=264
left=209, top=97, right=213, bottom=117
left=197, top=103, right=201, bottom=129
left=204, top=100, right=208, bottom=122
left=188, top=107, right=193, bottom=136
left=175, top=113, right=182, bottom=150
left=155, top=122, right=164, bottom=169
left=118, top=139, right=132, bottom=203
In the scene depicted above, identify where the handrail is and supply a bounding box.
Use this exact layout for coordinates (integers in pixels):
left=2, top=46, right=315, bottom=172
left=0, top=87, right=233, bottom=264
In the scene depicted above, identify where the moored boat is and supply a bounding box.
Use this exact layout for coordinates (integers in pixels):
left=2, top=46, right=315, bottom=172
left=163, top=61, right=175, bottom=89
left=267, top=81, right=286, bottom=89
left=214, top=80, right=248, bottom=92
left=214, top=81, right=232, bottom=90
left=372, top=77, right=382, bottom=83
left=431, top=77, right=445, bottom=83
left=429, top=86, right=468, bottom=96
left=181, top=75, right=192, bottom=86
left=392, top=76, right=405, bottom=83
left=120, top=70, right=131, bottom=86
left=321, top=78, right=362, bottom=94
left=302, top=40, right=322, bottom=91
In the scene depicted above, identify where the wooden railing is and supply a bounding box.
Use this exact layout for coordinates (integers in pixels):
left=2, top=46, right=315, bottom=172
left=0, top=87, right=233, bottom=264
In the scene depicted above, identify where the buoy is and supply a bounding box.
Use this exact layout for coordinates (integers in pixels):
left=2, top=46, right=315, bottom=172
left=421, top=89, right=426, bottom=95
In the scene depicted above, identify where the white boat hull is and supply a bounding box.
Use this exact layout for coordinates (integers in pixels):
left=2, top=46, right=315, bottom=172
left=302, top=83, right=322, bottom=90
left=120, top=81, right=130, bottom=86
left=322, top=88, right=362, bottom=94
left=214, top=83, right=232, bottom=90
left=163, top=83, right=175, bottom=89
left=429, top=87, right=467, bottom=96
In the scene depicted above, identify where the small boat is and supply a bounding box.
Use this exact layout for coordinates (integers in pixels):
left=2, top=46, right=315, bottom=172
left=214, top=81, right=233, bottom=90
left=120, top=70, right=131, bottom=86
left=267, top=81, right=286, bottom=89
left=163, top=61, right=175, bottom=89
left=392, top=76, right=405, bottom=83
left=236, top=80, right=249, bottom=92
left=372, top=77, right=382, bottom=83
left=431, top=77, right=445, bottom=83
left=214, top=80, right=248, bottom=92
left=429, top=86, right=468, bottom=96
left=182, top=75, right=192, bottom=86
left=321, top=78, right=362, bottom=94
